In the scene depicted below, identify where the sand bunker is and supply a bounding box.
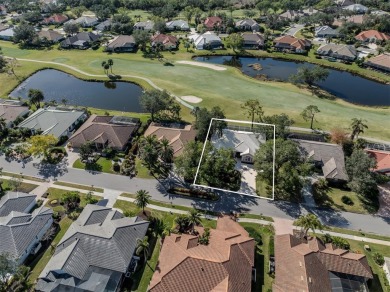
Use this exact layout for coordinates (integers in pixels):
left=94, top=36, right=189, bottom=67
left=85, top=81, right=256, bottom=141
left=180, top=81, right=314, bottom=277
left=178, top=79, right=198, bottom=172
left=176, top=61, right=226, bottom=71
left=181, top=95, right=203, bottom=103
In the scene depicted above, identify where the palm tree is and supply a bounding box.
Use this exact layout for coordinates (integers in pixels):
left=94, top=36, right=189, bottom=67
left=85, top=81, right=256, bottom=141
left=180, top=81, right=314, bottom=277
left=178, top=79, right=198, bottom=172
left=135, top=189, right=151, bottom=214
left=101, top=61, right=109, bottom=75
left=136, top=236, right=149, bottom=263
left=295, top=213, right=323, bottom=238
left=61, top=98, right=68, bottom=106
left=28, top=89, right=44, bottom=109
left=9, top=266, right=32, bottom=291
left=187, top=209, right=202, bottom=233
left=350, top=118, right=368, bottom=140
left=160, top=138, right=174, bottom=164
left=107, top=59, right=114, bottom=74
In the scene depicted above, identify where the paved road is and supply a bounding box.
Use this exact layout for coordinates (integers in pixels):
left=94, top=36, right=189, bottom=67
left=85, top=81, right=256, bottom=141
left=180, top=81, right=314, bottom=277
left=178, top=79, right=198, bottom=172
left=284, top=24, right=305, bottom=36
left=1, top=157, right=389, bottom=236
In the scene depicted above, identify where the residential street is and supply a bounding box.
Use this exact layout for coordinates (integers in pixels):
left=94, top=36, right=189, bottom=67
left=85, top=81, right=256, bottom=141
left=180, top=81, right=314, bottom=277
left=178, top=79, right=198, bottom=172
left=2, top=156, right=390, bottom=236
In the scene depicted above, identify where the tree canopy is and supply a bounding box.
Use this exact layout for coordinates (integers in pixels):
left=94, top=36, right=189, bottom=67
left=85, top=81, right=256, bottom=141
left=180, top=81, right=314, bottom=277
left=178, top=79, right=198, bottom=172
left=140, top=90, right=180, bottom=122
left=27, top=135, right=58, bottom=157
left=290, top=66, right=329, bottom=87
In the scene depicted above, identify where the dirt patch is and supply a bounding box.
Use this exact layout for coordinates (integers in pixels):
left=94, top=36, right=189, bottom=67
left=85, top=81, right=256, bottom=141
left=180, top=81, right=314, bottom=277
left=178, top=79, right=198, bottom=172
left=181, top=95, right=203, bottom=103
left=176, top=60, right=226, bottom=71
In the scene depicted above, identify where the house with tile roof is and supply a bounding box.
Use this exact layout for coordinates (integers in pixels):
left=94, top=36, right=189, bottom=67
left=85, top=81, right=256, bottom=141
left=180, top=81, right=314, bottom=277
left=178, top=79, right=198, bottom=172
left=334, top=0, right=355, bottom=7
left=211, top=129, right=266, bottom=164
left=0, top=27, right=14, bottom=41
left=166, top=20, right=189, bottom=31
left=0, top=192, right=53, bottom=264
left=365, top=53, right=390, bottom=73
left=315, top=26, right=340, bottom=38
left=273, top=234, right=373, bottom=292
left=273, top=35, right=311, bottom=53
left=203, top=16, right=223, bottom=31
left=41, top=13, right=68, bottom=25
left=66, top=16, right=99, bottom=27
left=60, top=31, right=100, bottom=49
left=333, top=15, right=365, bottom=27
left=36, top=204, right=149, bottom=292
left=150, top=33, right=178, bottom=50
left=355, top=30, right=390, bottom=42
left=317, top=43, right=357, bottom=61
left=106, top=35, right=137, bottom=52
left=144, top=123, right=197, bottom=157
left=38, top=29, right=64, bottom=43
left=242, top=32, right=264, bottom=49
left=18, top=107, right=87, bottom=139
left=235, top=19, right=260, bottom=32
left=134, top=20, right=154, bottom=31
left=189, top=31, right=223, bottom=50
left=343, top=3, right=368, bottom=13
left=0, top=101, right=29, bottom=128
left=149, top=216, right=255, bottom=292
left=297, top=140, right=349, bottom=182
left=366, top=149, right=390, bottom=175
left=68, top=115, right=140, bottom=151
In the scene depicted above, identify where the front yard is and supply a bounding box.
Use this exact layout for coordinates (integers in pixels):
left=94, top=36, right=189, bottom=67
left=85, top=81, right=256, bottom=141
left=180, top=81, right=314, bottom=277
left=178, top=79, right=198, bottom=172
left=73, top=157, right=114, bottom=173
left=1, top=179, right=38, bottom=193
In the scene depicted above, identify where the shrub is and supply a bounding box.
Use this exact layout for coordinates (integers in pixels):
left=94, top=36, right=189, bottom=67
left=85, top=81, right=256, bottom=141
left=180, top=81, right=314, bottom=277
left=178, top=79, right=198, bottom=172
left=123, top=210, right=137, bottom=217
left=113, top=162, right=120, bottom=172
left=331, top=236, right=350, bottom=250
left=36, top=199, right=43, bottom=207
left=269, top=236, right=275, bottom=256
left=341, top=195, right=353, bottom=205
left=373, top=252, right=385, bottom=266
left=68, top=211, right=81, bottom=220
left=50, top=199, right=58, bottom=205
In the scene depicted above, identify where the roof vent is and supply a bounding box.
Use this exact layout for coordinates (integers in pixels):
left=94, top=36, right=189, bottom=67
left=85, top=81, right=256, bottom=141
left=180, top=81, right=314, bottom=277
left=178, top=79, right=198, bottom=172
left=309, top=277, right=312, bottom=283
left=201, top=267, right=204, bottom=272
left=299, top=261, right=302, bottom=267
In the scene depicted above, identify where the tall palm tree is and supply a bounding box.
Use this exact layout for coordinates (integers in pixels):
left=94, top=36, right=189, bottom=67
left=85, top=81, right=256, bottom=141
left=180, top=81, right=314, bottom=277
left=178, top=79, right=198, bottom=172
left=350, top=118, right=368, bottom=140
left=135, top=189, right=151, bottom=214
left=160, top=138, right=174, bottom=164
left=101, top=61, right=109, bottom=75
left=28, top=89, right=44, bottom=109
left=187, top=209, right=202, bottom=233
left=295, top=213, right=323, bottom=238
left=107, top=59, right=114, bottom=74
left=136, top=236, right=149, bottom=263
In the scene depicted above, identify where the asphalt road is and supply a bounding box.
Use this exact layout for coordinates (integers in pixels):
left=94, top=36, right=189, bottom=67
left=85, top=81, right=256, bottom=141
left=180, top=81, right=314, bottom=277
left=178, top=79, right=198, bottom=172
left=1, top=156, right=389, bottom=236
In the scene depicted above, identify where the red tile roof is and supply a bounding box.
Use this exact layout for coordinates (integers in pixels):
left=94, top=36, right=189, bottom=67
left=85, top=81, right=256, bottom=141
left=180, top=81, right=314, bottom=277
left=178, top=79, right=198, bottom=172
left=366, top=149, right=390, bottom=173
left=355, top=30, right=390, bottom=41
left=274, top=35, right=311, bottom=50
left=149, top=216, right=255, bottom=292
left=42, top=14, right=68, bottom=24
left=150, top=34, right=178, bottom=47
left=273, top=234, right=373, bottom=292
left=204, top=16, right=223, bottom=29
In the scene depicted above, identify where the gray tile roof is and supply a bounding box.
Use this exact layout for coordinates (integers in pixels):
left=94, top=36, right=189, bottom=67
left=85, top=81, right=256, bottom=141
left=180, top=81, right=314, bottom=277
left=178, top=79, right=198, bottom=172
left=18, top=107, right=85, bottom=138
left=297, top=140, right=348, bottom=181
left=38, top=205, right=149, bottom=291
left=0, top=192, right=36, bottom=217
left=317, top=43, right=357, bottom=60
left=134, top=20, right=154, bottom=30
left=0, top=104, right=29, bottom=126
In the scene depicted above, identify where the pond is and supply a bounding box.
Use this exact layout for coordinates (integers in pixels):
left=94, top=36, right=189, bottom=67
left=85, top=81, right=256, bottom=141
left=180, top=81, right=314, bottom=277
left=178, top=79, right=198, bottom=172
left=9, top=69, right=144, bottom=112
left=194, top=56, right=390, bottom=106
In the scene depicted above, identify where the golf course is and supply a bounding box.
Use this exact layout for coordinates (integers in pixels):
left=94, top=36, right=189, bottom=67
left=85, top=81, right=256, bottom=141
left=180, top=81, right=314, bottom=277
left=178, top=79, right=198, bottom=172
left=1, top=40, right=389, bottom=140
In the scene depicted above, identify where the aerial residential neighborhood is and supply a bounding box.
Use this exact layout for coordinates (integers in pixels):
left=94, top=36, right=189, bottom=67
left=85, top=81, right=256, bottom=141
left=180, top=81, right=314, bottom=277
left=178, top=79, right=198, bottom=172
left=0, top=0, right=389, bottom=291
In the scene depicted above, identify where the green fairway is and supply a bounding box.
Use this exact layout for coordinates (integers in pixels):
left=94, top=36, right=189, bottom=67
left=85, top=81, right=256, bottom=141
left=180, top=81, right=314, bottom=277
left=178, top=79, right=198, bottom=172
left=1, top=41, right=389, bottom=140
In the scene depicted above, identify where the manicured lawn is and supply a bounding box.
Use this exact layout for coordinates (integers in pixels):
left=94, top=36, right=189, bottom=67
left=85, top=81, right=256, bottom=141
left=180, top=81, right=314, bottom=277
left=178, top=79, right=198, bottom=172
left=256, top=177, right=272, bottom=199
left=44, top=187, right=102, bottom=213
left=1, top=179, right=38, bottom=193
left=1, top=41, right=389, bottom=140
left=325, top=226, right=390, bottom=242
left=135, top=157, right=154, bottom=179
left=53, top=181, right=104, bottom=192
left=313, top=186, right=376, bottom=214
left=72, top=157, right=114, bottom=174
left=28, top=217, right=73, bottom=283
left=1, top=171, right=46, bottom=182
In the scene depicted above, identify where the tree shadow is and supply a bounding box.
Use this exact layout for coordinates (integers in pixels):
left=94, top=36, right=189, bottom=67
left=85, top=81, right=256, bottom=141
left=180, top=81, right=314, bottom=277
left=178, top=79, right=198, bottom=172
left=37, top=159, right=68, bottom=179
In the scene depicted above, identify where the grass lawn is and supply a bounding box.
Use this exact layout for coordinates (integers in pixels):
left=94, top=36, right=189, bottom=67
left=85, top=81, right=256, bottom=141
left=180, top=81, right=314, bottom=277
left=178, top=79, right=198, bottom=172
left=72, top=157, right=114, bottom=174
left=53, top=181, right=104, bottom=192
left=313, top=186, right=376, bottom=214
left=28, top=217, right=73, bottom=283
left=1, top=171, right=46, bottom=182
left=1, top=179, right=38, bottom=193
left=1, top=41, right=389, bottom=140
left=324, top=226, right=390, bottom=242
left=44, top=187, right=102, bottom=213
left=135, top=157, right=154, bottom=179
left=256, top=177, right=272, bottom=199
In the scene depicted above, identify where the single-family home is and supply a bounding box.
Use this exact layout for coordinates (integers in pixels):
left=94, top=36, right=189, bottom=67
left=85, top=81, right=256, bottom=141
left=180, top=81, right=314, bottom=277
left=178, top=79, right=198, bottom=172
left=315, top=26, right=340, bottom=38
left=133, top=20, right=154, bottom=31
left=302, top=7, right=319, bottom=16
left=235, top=19, right=260, bottom=32
left=61, top=31, right=99, bottom=49
left=203, top=16, right=223, bottom=31
left=366, top=149, right=390, bottom=175
left=68, top=115, right=140, bottom=151
left=66, top=16, right=99, bottom=27
left=144, top=122, right=197, bottom=157
left=384, top=257, right=390, bottom=283
left=189, top=31, right=223, bottom=50
left=279, top=10, right=302, bottom=21
left=149, top=216, right=255, bottom=292
left=317, top=43, right=357, bottom=61
left=0, top=192, right=53, bottom=264
left=333, top=15, right=365, bottom=26
left=334, top=0, right=355, bottom=7
left=211, top=128, right=266, bottom=164
left=0, top=4, right=7, bottom=16
left=95, top=19, right=112, bottom=33
left=365, top=53, right=390, bottom=73
left=18, top=107, right=87, bottom=139
left=242, top=32, right=265, bottom=49
left=36, top=204, right=149, bottom=292
left=273, top=35, right=311, bottom=53
left=41, top=13, right=68, bottom=25
left=106, top=35, right=137, bottom=52
left=355, top=30, right=390, bottom=42
left=343, top=3, right=369, bottom=14
left=0, top=27, right=14, bottom=41
left=166, top=19, right=189, bottom=31
left=38, top=29, right=64, bottom=43
left=297, top=140, right=349, bottom=182
left=150, top=33, right=178, bottom=50
left=273, top=234, right=373, bottom=292
left=0, top=100, right=29, bottom=128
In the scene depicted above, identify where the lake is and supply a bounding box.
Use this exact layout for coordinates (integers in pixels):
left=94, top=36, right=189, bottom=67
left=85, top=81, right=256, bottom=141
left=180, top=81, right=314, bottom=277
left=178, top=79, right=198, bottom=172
left=9, top=69, right=144, bottom=112
left=194, top=56, right=390, bottom=106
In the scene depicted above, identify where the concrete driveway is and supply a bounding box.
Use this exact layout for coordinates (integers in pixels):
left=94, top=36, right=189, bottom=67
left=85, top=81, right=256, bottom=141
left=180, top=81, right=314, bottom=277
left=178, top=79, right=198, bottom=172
left=236, top=160, right=257, bottom=196
left=284, top=24, right=305, bottom=36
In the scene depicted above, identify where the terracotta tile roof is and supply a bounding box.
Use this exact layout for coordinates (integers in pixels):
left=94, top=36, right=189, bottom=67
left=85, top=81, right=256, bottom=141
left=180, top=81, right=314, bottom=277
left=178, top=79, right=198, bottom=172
left=149, top=216, right=254, bottom=292
left=144, top=123, right=197, bottom=157
left=365, top=53, right=390, bottom=71
left=366, top=149, right=390, bottom=173
left=151, top=34, right=178, bottom=46
left=42, top=14, right=68, bottom=24
left=274, top=234, right=373, bottom=292
left=333, top=15, right=365, bottom=26
left=204, top=16, right=223, bottom=29
left=274, top=35, right=311, bottom=50
left=355, top=30, right=390, bottom=41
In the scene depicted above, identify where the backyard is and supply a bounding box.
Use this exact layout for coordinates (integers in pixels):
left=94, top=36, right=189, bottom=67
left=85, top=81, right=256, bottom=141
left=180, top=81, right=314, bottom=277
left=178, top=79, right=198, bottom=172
left=0, top=179, right=38, bottom=193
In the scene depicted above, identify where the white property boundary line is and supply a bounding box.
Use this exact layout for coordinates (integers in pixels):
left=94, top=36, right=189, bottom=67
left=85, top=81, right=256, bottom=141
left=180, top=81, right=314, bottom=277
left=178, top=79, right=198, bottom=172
left=193, top=118, right=276, bottom=200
